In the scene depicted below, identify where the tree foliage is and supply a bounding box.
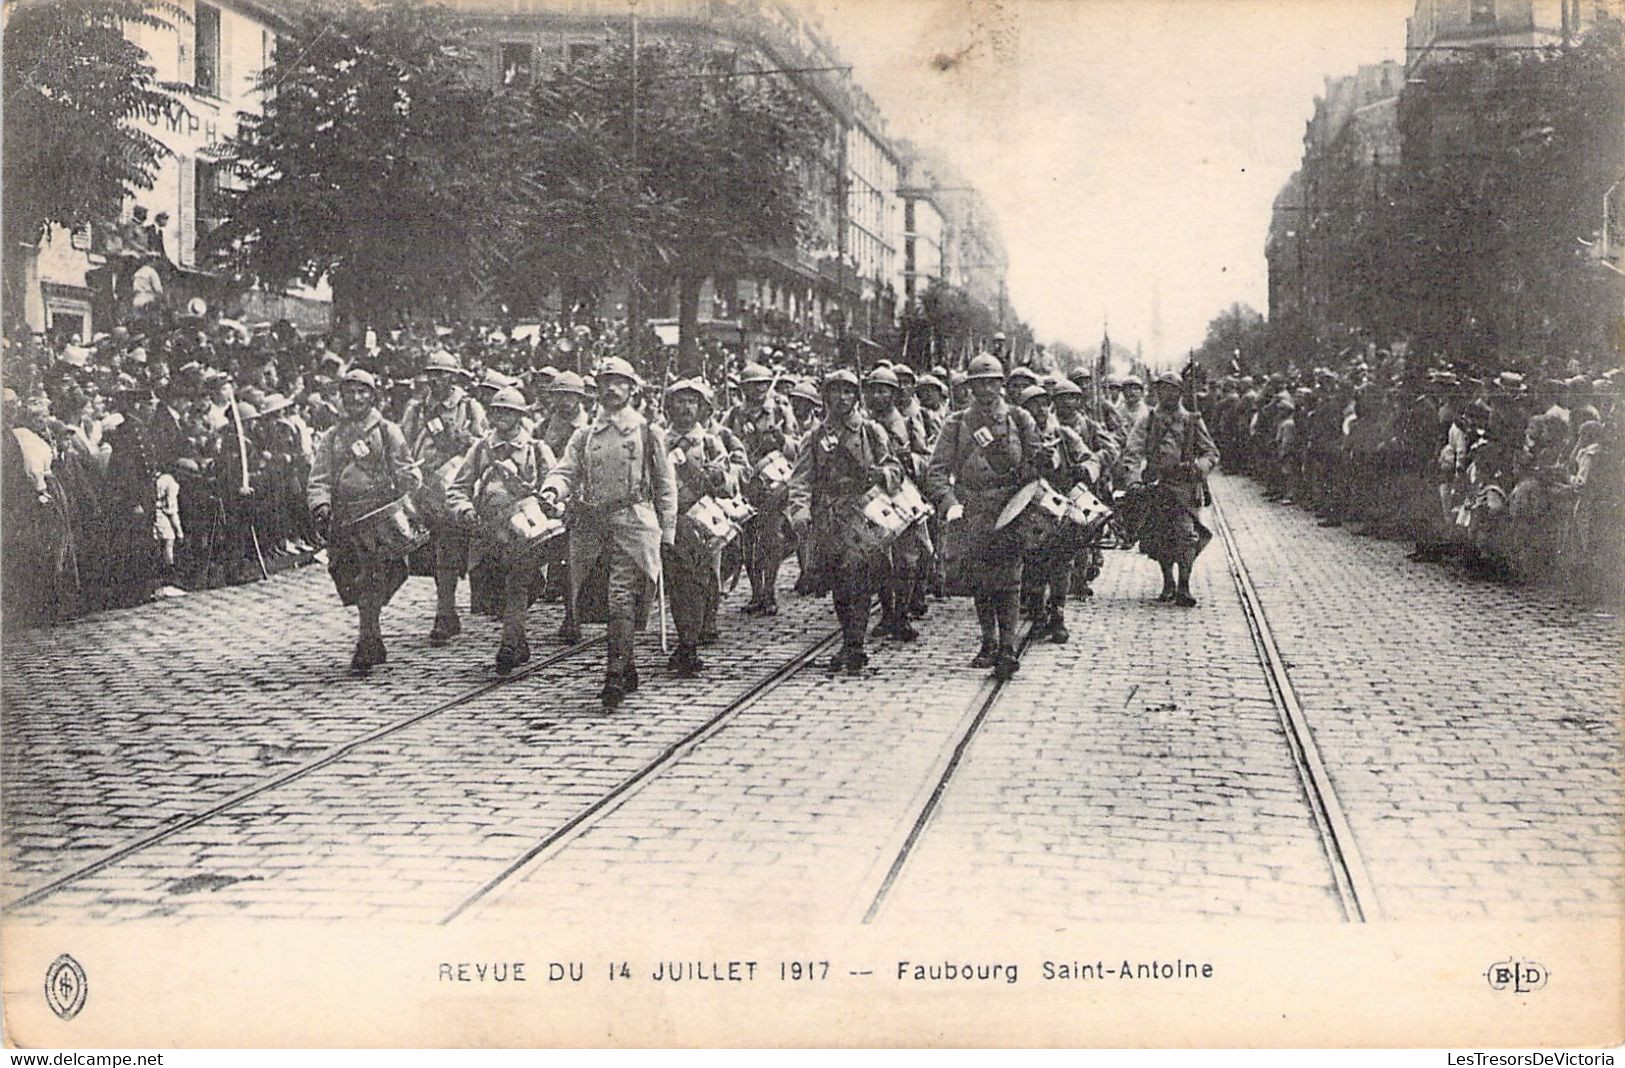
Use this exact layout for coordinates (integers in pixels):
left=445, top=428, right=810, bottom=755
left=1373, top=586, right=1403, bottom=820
left=210, top=0, right=520, bottom=328
left=2, top=0, right=180, bottom=323
left=1193, top=302, right=1271, bottom=373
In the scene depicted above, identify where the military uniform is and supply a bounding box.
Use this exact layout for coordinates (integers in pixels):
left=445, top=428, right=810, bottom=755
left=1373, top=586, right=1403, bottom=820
left=534, top=372, right=591, bottom=639
left=1020, top=381, right=1103, bottom=641
left=926, top=356, right=1042, bottom=679
left=308, top=370, right=423, bottom=672
left=445, top=388, right=557, bottom=674
left=786, top=370, right=902, bottom=674
left=866, top=367, right=933, bottom=640
left=540, top=359, right=677, bottom=707
left=1122, top=377, right=1220, bottom=606
left=726, top=364, right=800, bottom=614
left=399, top=353, right=487, bottom=643
left=661, top=380, right=733, bottom=675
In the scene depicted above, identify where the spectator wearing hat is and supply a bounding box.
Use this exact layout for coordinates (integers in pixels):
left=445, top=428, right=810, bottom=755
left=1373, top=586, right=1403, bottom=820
left=446, top=387, right=557, bottom=675
left=538, top=357, right=678, bottom=710
left=725, top=361, right=800, bottom=616
left=400, top=350, right=487, bottom=645
left=864, top=365, right=933, bottom=640
left=926, top=353, right=1044, bottom=680
left=660, top=379, right=733, bottom=677
left=786, top=368, right=904, bottom=675
left=1122, top=372, right=1219, bottom=607
left=307, top=368, right=424, bottom=674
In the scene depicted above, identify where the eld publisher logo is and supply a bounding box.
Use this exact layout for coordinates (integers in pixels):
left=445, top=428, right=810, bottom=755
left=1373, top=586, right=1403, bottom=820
left=1485, top=958, right=1548, bottom=994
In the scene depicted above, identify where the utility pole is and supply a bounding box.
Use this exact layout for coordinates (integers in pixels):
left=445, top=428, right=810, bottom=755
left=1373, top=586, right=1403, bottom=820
left=626, top=0, right=641, bottom=366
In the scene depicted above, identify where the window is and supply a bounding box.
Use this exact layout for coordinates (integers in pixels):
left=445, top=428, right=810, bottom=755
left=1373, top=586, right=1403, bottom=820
left=568, top=42, right=600, bottom=67
left=195, top=157, right=224, bottom=239
left=1470, top=0, right=1495, bottom=25
left=500, top=42, right=532, bottom=87
left=194, top=2, right=220, bottom=95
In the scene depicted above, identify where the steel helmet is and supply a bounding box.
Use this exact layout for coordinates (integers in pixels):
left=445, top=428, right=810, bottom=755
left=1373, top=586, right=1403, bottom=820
left=340, top=368, right=379, bottom=391
left=423, top=349, right=467, bottom=376
left=822, top=368, right=860, bottom=390
left=667, top=378, right=706, bottom=399
left=489, top=387, right=530, bottom=414
left=1017, top=383, right=1051, bottom=405
left=966, top=354, right=1005, bottom=381
left=1006, top=365, right=1040, bottom=385
left=1153, top=371, right=1183, bottom=388
left=1067, top=366, right=1092, bottom=383
left=548, top=371, right=586, bottom=395
left=891, top=362, right=917, bottom=383
left=739, top=362, right=773, bottom=385
left=863, top=366, right=900, bottom=389
left=790, top=378, right=823, bottom=405
left=916, top=373, right=947, bottom=396
left=597, top=357, right=637, bottom=384
left=1049, top=377, right=1084, bottom=397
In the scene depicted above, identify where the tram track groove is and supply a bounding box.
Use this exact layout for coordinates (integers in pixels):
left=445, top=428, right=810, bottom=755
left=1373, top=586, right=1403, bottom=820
left=856, top=621, right=1039, bottom=925
left=1210, top=487, right=1382, bottom=922
left=440, top=627, right=844, bottom=924
left=5, top=635, right=606, bottom=913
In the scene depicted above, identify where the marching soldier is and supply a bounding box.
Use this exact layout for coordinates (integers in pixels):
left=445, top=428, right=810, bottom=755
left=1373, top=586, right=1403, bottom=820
left=445, top=387, right=558, bottom=675
left=696, top=383, right=748, bottom=643
left=863, top=365, right=932, bottom=640
left=538, top=358, right=678, bottom=709
left=787, top=369, right=903, bottom=675
left=787, top=378, right=823, bottom=429
left=1053, top=375, right=1120, bottom=598
left=1016, top=382, right=1099, bottom=642
left=726, top=362, right=799, bottom=616
left=661, top=379, right=734, bottom=677
left=916, top=373, right=950, bottom=442
left=536, top=371, right=590, bottom=640
left=926, top=354, right=1043, bottom=680
left=400, top=350, right=487, bottom=645
left=307, top=369, right=423, bottom=674
left=1123, top=372, right=1220, bottom=607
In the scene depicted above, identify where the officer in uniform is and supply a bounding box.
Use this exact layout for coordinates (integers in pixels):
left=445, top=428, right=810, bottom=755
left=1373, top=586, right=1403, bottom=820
left=926, top=354, right=1042, bottom=680
left=661, top=379, right=733, bottom=676
left=400, top=350, right=487, bottom=644
left=863, top=365, right=932, bottom=640
left=539, top=357, right=678, bottom=708
left=446, top=387, right=558, bottom=674
left=1123, top=371, right=1220, bottom=607
left=308, top=369, right=423, bottom=673
left=786, top=369, right=903, bottom=675
left=1017, top=382, right=1100, bottom=642
left=726, top=362, right=799, bottom=615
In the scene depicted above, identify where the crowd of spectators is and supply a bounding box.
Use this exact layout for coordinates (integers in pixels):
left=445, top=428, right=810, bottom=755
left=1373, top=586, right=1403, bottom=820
left=0, top=305, right=846, bottom=630
left=1198, top=349, right=1623, bottom=595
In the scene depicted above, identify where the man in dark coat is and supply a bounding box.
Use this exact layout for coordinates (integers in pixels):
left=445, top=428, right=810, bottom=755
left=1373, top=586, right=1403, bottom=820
left=1123, top=372, right=1220, bottom=607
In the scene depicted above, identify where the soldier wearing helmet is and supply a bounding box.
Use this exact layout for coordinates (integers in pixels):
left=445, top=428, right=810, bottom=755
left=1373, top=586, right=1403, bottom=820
left=1016, top=381, right=1102, bottom=643
left=1122, top=371, right=1220, bottom=607
left=694, top=380, right=749, bottom=640
left=660, top=379, right=734, bottom=677
left=787, top=377, right=822, bottom=428
left=1051, top=375, right=1120, bottom=599
left=786, top=368, right=905, bottom=675
left=307, top=367, right=424, bottom=674
left=916, top=374, right=950, bottom=441
left=864, top=365, right=934, bottom=640
left=925, top=353, right=1044, bottom=680
left=400, top=349, right=487, bottom=646
left=539, top=356, right=678, bottom=709
left=725, top=361, right=801, bottom=616
left=445, top=387, right=558, bottom=674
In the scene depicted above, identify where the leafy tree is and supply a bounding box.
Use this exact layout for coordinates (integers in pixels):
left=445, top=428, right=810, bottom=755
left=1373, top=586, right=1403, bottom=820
left=2, top=0, right=180, bottom=329
left=1193, top=302, right=1271, bottom=374
left=210, top=0, right=520, bottom=329
left=535, top=40, right=827, bottom=374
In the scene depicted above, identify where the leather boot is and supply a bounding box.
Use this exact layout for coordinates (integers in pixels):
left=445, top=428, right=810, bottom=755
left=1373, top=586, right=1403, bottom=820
left=993, top=645, right=1021, bottom=681
left=1047, top=604, right=1070, bottom=643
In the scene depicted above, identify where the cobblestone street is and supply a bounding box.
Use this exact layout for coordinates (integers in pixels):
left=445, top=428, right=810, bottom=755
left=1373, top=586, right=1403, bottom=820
left=3, top=476, right=1619, bottom=926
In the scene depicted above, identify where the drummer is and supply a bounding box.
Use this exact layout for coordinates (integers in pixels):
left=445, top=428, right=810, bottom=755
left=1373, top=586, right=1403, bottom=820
left=695, top=383, right=748, bottom=645
left=662, top=379, right=734, bottom=677
left=400, top=349, right=487, bottom=646
left=307, top=368, right=424, bottom=674
left=1122, top=371, right=1220, bottom=607
left=916, top=373, right=950, bottom=442
left=445, top=387, right=558, bottom=675
left=1017, top=382, right=1098, bottom=643
left=1053, top=375, right=1120, bottom=599
left=537, top=371, right=590, bottom=641
left=725, top=362, right=799, bottom=616
left=786, top=368, right=904, bottom=676
left=538, top=357, right=678, bottom=709
left=863, top=365, right=932, bottom=642
left=925, top=354, right=1043, bottom=680
left=787, top=377, right=822, bottom=429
